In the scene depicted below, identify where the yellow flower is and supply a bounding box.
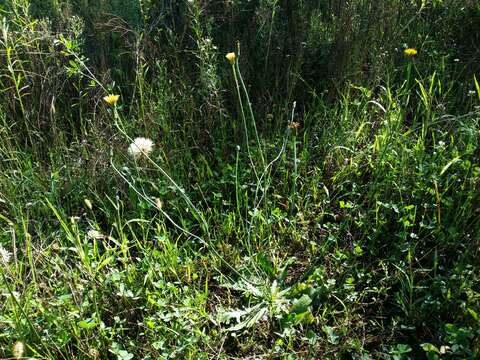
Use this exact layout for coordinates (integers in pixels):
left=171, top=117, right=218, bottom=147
left=225, top=52, right=236, bottom=62
left=103, top=94, right=120, bottom=105
left=404, top=48, right=418, bottom=57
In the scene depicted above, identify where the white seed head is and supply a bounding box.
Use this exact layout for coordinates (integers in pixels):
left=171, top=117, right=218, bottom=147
left=128, top=137, right=154, bottom=159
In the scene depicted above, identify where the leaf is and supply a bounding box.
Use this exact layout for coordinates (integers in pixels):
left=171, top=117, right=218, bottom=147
left=278, top=257, right=297, bottom=284
left=78, top=319, right=97, bottom=330
left=421, top=343, right=441, bottom=354
left=355, top=121, right=367, bottom=139
left=290, top=294, right=312, bottom=314
left=226, top=303, right=268, bottom=332
left=116, top=350, right=134, bottom=360
left=467, top=308, right=478, bottom=321
left=256, top=253, right=275, bottom=278
left=217, top=308, right=248, bottom=324
left=96, top=256, right=113, bottom=272
left=394, top=344, right=412, bottom=353
left=294, top=310, right=315, bottom=324
left=322, top=325, right=339, bottom=345
left=110, top=342, right=134, bottom=360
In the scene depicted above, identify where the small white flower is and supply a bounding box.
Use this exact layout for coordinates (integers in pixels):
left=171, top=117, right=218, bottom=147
left=0, top=245, right=11, bottom=264
left=128, top=137, right=154, bottom=159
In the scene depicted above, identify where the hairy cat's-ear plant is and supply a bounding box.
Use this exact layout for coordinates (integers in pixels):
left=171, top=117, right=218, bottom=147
left=226, top=47, right=297, bottom=260
left=401, top=46, right=421, bottom=121
left=227, top=50, right=258, bottom=180
left=107, top=94, right=263, bottom=286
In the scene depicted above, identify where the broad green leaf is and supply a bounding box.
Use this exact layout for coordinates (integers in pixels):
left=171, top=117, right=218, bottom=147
left=291, top=294, right=312, bottom=314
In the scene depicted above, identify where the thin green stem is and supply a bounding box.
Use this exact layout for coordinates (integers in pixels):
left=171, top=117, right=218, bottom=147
left=231, top=62, right=259, bottom=181
left=236, top=59, right=265, bottom=167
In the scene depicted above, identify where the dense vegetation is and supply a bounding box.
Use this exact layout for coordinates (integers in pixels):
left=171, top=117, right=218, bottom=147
left=0, top=0, right=479, bottom=358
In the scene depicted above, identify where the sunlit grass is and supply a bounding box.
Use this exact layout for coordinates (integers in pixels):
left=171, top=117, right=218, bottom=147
left=0, top=0, right=479, bottom=358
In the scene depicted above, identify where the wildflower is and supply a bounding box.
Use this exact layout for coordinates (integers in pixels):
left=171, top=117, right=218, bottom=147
left=103, top=94, right=120, bottom=106
left=225, top=52, right=236, bottom=62
left=128, top=137, right=154, bottom=159
left=0, top=245, right=11, bottom=264
left=12, top=341, right=25, bottom=359
left=404, top=48, right=417, bottom=57
left=87, top=229, right=104, bottom=240
left=288, top=121, right=300, bottom=130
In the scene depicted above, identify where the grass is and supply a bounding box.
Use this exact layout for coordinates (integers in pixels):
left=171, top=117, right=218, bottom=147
left=0, top=0, right=479, bottom=359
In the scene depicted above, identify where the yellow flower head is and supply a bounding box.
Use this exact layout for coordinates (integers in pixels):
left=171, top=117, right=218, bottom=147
left=103, top=94, right=120, bottom=105
left=225, top=52, right=236, bottom=62
left=404, top=48, right=418, bottom=57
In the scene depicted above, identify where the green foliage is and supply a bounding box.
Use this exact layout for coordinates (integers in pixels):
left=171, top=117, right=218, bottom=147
left=0, top=0, right=479, bottom=358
